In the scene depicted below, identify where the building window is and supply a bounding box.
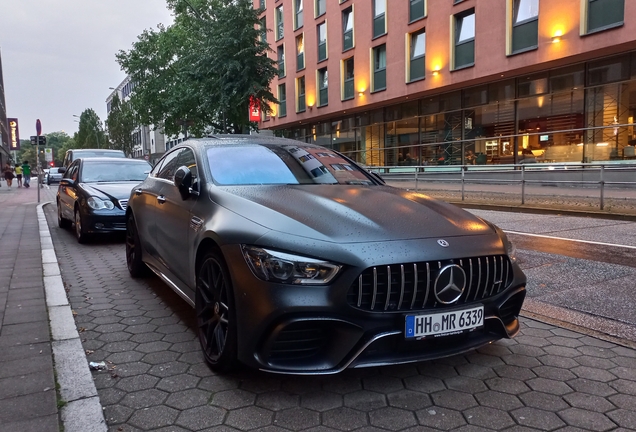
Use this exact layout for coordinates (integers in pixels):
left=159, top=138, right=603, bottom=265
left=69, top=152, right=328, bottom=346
left=296, top=34, right=305, bottom=71
left=260, top=17, right=267, bottom=43
left=373, top=0, right=386, bottom=38
left=409, top=0, right=425, bottom=22
left=511, top=0, right=538, bottom=53
left=318, top=67, right=328, bottom=106
left=276, top=5, right=284, bottom=40
left=317, top=22, right=328, bottom=62
left=277, top=45, right=285, bottom=78
left=315, top=0, right=326, bottom=17
left=297, top=76, right=306, bottom=112
left=409, top=29, right=425, bottom=82
left=453, top=9, right=475, bottom=70
left=342, top=57, right=355, bottom=100
left=260, top=0, right=266, bottom=10
left=586, top=0, right=624, bottom=33
left=342, top=7, right=354, bottom=51
left=294, top=0, right=303, bottom=30
left=278, top=84, right=287, bottom=117
left=372, top=44, right=386, bottom=92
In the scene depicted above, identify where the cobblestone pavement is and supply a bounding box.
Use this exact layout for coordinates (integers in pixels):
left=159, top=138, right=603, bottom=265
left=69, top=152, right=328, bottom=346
left=41, top=203, right=636, bottom=432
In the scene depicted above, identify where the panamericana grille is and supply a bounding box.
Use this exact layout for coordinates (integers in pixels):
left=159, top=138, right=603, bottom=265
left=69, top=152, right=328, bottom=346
left=118, top=199, right=128, bottom=211
left=347, top=255, right=513, bottom=312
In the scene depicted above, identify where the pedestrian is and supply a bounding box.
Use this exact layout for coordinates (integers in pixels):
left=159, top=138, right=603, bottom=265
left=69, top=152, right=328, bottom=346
left=22, top=161, right=32, bottom=188
left=3, top=162, right=15, bottom=187
left=14, top=163, right=23, bottom=187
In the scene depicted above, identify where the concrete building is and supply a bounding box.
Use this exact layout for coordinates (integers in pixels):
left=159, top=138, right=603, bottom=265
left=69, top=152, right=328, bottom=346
left=256, top=0, right=636, bottom=166
left=106, top=76, right=166, bottom=165
left=0, top=49, right=12, bottom=168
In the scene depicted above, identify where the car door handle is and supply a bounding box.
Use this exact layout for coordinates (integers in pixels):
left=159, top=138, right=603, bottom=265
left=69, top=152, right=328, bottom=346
left=157, top=195, right=166, bottom=204
left=134, top=188, right=142, bottom=195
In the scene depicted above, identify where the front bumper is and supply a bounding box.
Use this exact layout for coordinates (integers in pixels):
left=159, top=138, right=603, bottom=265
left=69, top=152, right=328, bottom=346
left=222, top=244, right=527, bottom=375
left=83, top=210, right=126, bottom=234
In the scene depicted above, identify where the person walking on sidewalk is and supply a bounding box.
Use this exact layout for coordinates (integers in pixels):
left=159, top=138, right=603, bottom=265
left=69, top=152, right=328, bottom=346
left=22, top=161, right=32, bottom=188
left=3, top=162, right=15, bottom=187
left=14, top=163, right=23, bottom=187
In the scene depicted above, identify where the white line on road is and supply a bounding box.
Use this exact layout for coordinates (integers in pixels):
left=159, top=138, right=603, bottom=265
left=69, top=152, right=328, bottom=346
left=504, top=230, right=636, bottom=250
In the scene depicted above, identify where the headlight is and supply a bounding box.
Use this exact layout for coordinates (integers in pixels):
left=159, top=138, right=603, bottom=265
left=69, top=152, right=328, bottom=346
left=87, top=197, right=115, bottom=210
left=241, top=246, right=342, bottom=285
left=501, top=232, right=517, bottom=261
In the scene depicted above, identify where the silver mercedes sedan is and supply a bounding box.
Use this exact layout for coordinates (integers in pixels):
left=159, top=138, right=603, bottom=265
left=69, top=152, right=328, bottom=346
left=125, top=135, right=526, bottom=375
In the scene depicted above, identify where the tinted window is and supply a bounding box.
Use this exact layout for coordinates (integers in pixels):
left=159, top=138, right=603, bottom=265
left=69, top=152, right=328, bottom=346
left=206, top=144, right=374, bottom=186
left=80, top=161, right=151, bottom=183
left=177, top=148, right=199, bottom=187
left=156, top=149, right=182, bottom=181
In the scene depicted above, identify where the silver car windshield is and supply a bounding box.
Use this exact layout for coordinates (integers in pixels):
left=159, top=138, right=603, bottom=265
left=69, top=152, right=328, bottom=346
left=206, top=144, right=374, bottom=186
left=81, top=162, right=151, bottom=183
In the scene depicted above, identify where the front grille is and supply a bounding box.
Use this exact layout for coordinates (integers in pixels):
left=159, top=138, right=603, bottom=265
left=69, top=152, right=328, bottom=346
left=347, top=255, right=513, bottom=312
left=269, top=322, right=328, bottom=362
left=118, top=199, right=128, bottom=211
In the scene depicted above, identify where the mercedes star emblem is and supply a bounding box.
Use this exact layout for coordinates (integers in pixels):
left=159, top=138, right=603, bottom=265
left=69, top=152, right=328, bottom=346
left=437, top=239, right=449, bottom=247
left=434, top=264, right=467, bottom=304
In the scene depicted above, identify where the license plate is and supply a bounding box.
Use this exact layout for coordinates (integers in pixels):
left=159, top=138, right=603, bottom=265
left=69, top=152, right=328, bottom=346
left=405, top=306, right=484, bottom=339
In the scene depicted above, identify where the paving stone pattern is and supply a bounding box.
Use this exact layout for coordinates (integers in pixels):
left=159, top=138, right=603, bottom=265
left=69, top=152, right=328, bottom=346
left=43, top=205, right=636, bottom=432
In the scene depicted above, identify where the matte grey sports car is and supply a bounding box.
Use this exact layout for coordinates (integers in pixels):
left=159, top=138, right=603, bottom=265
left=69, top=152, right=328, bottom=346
left=125, top=135, right=526, bottom=375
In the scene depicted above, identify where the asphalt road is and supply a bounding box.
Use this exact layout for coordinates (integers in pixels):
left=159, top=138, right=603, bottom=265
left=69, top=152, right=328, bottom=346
left=42, top=204, right=636, bottom=432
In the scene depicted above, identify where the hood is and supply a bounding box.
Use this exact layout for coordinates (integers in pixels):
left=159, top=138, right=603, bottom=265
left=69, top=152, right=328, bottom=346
left=215, top=185, right=495, bottom=243
left=81, top=182, right=139, bottom=201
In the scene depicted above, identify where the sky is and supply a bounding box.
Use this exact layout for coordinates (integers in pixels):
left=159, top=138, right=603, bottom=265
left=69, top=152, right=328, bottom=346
left=0, top=0, right=174, bottom=139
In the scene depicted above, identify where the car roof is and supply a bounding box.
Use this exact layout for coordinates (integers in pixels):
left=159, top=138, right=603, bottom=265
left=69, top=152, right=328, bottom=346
left=177, top=135, right=331, bottom=150
left=71, top=149, right=125, bottom=153
left=77, top=157, right=147, bottom=163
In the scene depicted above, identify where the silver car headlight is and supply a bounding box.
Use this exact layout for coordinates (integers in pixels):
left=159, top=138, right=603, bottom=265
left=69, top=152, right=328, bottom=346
left=241, top=246, right=342, bottom=285
left=87, top=197, right=115, bottom=210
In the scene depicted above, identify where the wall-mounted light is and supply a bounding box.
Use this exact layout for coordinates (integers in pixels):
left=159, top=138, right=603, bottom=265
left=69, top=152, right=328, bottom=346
left=552, top=30, right=563, bottom=43
left=358, top=88, right=366, bottom=97
left=432, top=66, right=441, bottom=76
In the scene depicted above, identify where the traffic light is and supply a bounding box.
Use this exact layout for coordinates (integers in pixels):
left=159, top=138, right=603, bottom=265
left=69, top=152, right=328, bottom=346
left=50, top=161, right=54, bottom=167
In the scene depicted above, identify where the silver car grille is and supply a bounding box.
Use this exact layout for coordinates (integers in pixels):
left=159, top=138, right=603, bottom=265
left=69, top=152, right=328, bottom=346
left=118, top=200, right=128, bottom=211
left=347, top=255, right=513, bottom=312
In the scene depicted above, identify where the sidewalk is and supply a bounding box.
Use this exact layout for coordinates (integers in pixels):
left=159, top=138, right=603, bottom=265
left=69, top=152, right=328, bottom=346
left=0, top=181, right=105, bottom=432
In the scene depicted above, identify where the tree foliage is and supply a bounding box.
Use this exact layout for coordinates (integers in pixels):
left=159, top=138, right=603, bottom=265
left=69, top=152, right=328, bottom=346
left=75, top=109, right=107, bottom=149
left=116, top=0, right=278, bottom=137
left=106, top=95, right=137, bottom=157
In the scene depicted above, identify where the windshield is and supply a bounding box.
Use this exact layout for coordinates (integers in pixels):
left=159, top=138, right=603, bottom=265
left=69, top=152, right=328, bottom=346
left=206, top=144, right=374, bottom=186
left=81, top=161, right=151, bottom=183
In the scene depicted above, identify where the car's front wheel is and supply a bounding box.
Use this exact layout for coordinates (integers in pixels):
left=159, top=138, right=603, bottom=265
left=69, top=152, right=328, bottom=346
left=57, top=202, right=71, bottom=229
left=125, top=214, right=149, bottom=278
left=74, top=208, right=89, bottom=244
left=196, top=250, right=238, bottom=372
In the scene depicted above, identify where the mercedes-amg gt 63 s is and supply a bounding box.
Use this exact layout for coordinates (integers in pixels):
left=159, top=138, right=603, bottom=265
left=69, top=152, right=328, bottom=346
left=125, top=135, right=526, bottom=375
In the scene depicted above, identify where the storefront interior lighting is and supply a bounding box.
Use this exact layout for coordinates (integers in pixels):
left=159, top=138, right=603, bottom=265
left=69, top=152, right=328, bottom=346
left=596, top=142, right=609, bottom=147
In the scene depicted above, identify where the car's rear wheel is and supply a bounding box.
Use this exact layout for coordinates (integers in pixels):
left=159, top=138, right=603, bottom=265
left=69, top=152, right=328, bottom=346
left=74, top=208, right=89, bottom=244
left=126, top=214, right=149, bottom=278
left=57, top=201, right=71, bottom=229
left=196, top=250, right=238, bottom=372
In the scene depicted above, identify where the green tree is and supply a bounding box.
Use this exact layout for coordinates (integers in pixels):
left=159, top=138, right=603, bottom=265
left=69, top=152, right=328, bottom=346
left=116, top=0, right=278, bottom=137
left=75, top=109, right=107, bottom=149
left=16, top=132, right=73, bottom=168
left=106, top=95, right=136, bottom=157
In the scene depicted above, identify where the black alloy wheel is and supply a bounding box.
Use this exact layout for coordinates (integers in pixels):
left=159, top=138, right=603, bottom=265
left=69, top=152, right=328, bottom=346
left=196, top=250, right=238, bottom=372
left=74, top=208, right=88, bottom=244
left=125, top=214, right=149, bottom=278
left=57, top=201, right=71, bottom=229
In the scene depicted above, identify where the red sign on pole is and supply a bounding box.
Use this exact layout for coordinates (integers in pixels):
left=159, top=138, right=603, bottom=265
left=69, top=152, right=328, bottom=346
left=249, top=96, right=261, bottom=122
left=36, top=119, right=42, bottom=136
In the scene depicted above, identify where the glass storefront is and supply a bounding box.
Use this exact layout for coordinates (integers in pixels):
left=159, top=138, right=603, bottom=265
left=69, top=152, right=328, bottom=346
left=275, top=51, right=636, bottom=166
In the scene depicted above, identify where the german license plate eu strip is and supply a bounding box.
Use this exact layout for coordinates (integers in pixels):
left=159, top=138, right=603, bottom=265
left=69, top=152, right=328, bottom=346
left=405, top=306, right=484, bottom=339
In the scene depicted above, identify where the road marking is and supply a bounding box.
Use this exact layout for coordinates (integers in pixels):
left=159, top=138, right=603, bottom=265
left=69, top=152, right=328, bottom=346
left=504, top=230, right=636, bottom=250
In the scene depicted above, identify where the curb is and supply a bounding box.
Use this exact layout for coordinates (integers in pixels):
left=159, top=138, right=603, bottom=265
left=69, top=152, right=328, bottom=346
left=37, top=202, right=107, bottom=432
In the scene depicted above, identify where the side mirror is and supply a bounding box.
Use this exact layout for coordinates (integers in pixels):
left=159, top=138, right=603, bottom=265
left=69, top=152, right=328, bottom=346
left=174, top=165, right=193, bottom=200
left=60, top=178, right=75, bottom=187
